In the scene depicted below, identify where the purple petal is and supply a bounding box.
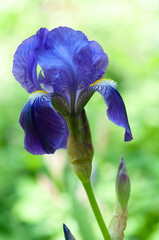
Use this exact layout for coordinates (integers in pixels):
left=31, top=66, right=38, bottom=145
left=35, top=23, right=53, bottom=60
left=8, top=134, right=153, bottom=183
left=90, top=79, right=133, bottom=141
left=12, top=28, right=49, bottom=93
left=36, top=27, right=95, bottom=97
left=38, top=71, right=54, bottom=93
left=89, top=40, right=109, bottom=80
left=63, top=224, right=76, bottom=240
left=19, top=92, right=69, bottom=155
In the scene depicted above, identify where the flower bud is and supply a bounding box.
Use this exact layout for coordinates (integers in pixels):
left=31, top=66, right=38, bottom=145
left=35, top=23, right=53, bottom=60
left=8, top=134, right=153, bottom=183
left=116, top=157, right=130, bottom=210
left=63, top=224, right=76, bottom=240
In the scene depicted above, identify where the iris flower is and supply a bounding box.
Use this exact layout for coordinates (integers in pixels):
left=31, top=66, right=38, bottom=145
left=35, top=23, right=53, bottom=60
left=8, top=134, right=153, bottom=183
left=12, top=27, right=133, bottom=155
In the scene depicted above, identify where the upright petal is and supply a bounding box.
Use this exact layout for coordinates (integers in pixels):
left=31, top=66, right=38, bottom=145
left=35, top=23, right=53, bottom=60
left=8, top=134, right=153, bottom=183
left=19, top=92, right=69, bottom=155
left=36, top=27, right=95, bottom=97
left=90, top=79, right=133, bottom=141
left=89, top=40, right=109, bottom=80
left=12, top=28, right=48, bottom=93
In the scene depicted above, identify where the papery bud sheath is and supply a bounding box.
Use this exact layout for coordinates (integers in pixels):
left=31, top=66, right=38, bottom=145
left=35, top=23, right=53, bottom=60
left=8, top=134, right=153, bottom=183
left=67, top=110, right=94, bottom=183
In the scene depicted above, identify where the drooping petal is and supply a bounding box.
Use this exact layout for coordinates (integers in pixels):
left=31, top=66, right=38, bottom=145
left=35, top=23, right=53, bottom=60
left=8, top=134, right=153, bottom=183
left=63, top=224, right=76, bottom=240
left=89, top=40, right=109, bottom=80
left=89, top=79, right=133, bottom=141
left=19, top=92, right=69, bottom=155
left=12, top=28, right=49, bottom=93
left=36, top=27, right=96, bottom=97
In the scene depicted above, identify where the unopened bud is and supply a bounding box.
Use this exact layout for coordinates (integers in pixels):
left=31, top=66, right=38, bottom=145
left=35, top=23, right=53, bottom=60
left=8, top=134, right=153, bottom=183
left=63, top=224, right=76, bottom=240
left=116, top=157, right=130, bottom=210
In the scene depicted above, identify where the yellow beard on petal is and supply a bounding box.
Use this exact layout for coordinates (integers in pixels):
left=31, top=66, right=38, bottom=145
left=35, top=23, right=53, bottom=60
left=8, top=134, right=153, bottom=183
left=90, top=78, right=117, bottom=88
left=90, top=78, right=111, bottom=86
left=30, top=90, right=48, bottom=95
left=29, top=90, right=48, bottom=103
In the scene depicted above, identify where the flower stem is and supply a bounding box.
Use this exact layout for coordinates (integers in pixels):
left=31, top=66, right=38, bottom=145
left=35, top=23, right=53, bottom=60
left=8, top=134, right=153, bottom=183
left=82, top=181, right=111, bottom=240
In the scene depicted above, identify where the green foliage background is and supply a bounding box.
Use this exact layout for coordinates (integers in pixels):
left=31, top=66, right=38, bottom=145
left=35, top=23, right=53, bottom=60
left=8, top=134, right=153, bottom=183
left=0, top=0, right=159, bottom=239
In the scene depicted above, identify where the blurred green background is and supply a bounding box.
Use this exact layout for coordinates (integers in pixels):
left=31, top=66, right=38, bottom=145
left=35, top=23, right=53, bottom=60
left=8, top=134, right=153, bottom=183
left=0, top=0, right=159, bottom=239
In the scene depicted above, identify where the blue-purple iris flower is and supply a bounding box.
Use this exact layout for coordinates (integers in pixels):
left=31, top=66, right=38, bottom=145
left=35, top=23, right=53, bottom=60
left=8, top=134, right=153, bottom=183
left=12, top=27, right=133, bottom=155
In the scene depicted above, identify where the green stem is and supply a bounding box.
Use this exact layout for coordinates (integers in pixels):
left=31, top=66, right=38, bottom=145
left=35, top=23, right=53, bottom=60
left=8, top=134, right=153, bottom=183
left=83, top=181, right=111, bottom=240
